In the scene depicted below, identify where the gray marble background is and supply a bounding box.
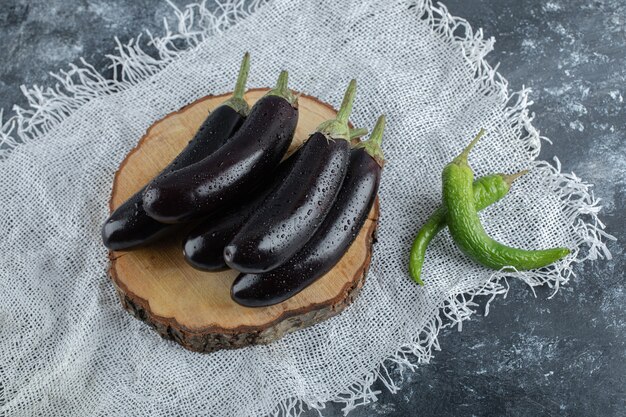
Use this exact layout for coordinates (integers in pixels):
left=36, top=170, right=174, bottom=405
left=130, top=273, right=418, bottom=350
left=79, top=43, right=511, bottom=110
left=0, top=0, right=624, bottom=416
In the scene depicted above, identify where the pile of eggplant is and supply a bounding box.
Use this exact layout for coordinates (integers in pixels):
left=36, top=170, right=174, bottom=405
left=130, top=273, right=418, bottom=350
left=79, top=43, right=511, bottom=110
left=102, top=53, right=385, bottom=307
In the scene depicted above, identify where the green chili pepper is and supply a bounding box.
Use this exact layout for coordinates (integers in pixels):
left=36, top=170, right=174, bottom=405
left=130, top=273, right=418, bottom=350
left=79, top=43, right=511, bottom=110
left=409, top=171, right=526, bottom=285
left=442, top=129, right=570, bottom=271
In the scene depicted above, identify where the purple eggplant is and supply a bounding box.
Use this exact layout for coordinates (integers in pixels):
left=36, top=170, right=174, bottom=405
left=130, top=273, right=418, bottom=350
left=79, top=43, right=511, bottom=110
left=231, top=115, right=385, bottom=307
left=182, top=149, right=300, bottom=271
left=142, top=71, right=298, bottom=224
left=183, top=128, right=367, bottom=271
left=224, top=80, right=360, bottom=273
left=101, top=53, right=251, bottom=251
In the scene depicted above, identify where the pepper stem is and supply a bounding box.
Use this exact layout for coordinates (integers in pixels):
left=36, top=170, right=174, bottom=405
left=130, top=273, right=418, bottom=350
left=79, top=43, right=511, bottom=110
left=265, top=70, right=298, bottom=106
left=354, top=115, right=385, bottom=167
left=453, top=128, right=485, bottom=166
left=502, top=169, right=529, bottom=186
left=223, top=52, right=251, bottom=116
left=315, top=79, right=357, bottom=141
left=349, top=127, right=368, bottom=140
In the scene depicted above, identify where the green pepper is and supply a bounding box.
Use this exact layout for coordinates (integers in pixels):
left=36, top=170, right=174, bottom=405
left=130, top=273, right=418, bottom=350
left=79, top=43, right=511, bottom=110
left=409, top=171, right=526, bottom=285
left=442, top=129, right=570, bottom=271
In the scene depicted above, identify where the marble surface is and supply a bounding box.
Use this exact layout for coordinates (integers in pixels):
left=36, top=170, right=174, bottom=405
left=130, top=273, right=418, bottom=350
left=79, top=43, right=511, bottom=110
left=0, top=0, right=623, bottom=415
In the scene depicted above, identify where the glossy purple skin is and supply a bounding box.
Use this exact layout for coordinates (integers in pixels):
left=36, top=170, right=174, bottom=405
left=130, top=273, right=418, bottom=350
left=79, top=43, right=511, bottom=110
left=142, top=95, right=297, bottom=224
left=101, top=105, right=244, bottom=251
left=224, top=132, right=350, bottom=273
left=183, top=150, right=300, bottom=271
left=231, top=148, right=381, bottom=307
left=183, top=209, right=248, bottom=271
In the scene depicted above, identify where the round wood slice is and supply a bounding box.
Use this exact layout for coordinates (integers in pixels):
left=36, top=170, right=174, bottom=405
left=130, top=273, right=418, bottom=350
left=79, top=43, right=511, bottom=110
left=108, top=89, right=379, bottom=353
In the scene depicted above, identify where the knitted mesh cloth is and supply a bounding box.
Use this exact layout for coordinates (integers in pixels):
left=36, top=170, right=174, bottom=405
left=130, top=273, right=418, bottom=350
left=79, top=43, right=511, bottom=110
left=0, top=1, right=612, bottom=416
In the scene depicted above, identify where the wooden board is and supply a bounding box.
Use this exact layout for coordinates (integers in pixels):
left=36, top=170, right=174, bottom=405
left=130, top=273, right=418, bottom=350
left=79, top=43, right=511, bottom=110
left=108, top=89, right=379, bottom=353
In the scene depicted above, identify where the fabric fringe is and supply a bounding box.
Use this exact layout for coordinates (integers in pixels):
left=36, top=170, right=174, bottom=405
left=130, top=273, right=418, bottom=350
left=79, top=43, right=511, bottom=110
left=0, top=0, right=613, bottom=416
left=0, top=0, right=265, bottom=160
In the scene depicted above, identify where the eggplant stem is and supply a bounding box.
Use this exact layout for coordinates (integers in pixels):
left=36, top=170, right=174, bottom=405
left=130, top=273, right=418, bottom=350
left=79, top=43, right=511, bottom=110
left=354, top=115, right=385, bottom=167
left=368, top=115, right=385, bottom=147
left=336, top=79, right=357, bottom=123
left=349, top=127, right=368, bottom=139
left=315, top=79, right=357, bottom=141
left=232, top=52, right=250, bottom=99
left=223, top=52, right=251, bottom=116
left=275, top=70, right=288, bottom=91
left=266, top=70, right=298, bottom=106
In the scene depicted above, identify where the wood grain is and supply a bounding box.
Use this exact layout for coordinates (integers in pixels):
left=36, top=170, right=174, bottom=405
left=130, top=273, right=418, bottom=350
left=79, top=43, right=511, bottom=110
left=108, top=89, right=379, bottom=352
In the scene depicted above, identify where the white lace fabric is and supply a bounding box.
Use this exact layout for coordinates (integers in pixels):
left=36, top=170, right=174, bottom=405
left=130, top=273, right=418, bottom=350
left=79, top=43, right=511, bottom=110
left=0, top=1, right=612, bottom=416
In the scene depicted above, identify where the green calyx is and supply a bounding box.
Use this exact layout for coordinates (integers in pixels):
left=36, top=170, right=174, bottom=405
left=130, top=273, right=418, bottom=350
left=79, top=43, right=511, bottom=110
left=453, top=128, right=485, bottom=166
left=223, top=52, right=251, bottom=116
left=316, top=79, right=357, bottom=141
left=354, top=115, right=385, bottom=167
left=265, top=70, right=298, bottom=106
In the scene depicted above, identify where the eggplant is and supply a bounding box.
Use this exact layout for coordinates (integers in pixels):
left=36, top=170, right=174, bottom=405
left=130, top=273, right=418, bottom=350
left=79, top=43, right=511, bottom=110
left=142, top=71, right=298, bottom=224
left=231, top=115, right=385, bottom=307
left=183, top=129, right=367, bottom=271
left=101, top=53, right=251, bottom=251
left=182, top=149, right=301, bottom=271
left=223, top=80, right=360, bottom=273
